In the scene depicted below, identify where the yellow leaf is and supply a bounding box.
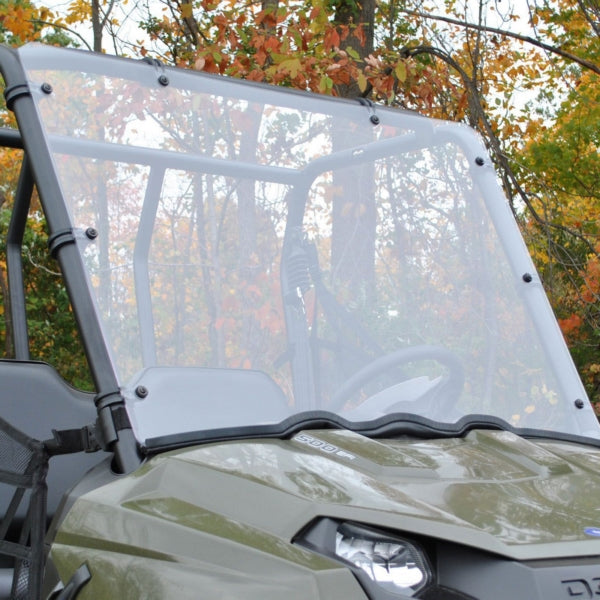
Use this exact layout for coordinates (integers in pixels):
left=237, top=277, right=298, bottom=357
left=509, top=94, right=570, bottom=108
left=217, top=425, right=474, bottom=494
left=395, top=61, right=407, bottom=82
left=278, top=58, right=301, bottom=79
left=180, top=3, right=193, bottom=18
left=357, top=72, right=368, bottom=93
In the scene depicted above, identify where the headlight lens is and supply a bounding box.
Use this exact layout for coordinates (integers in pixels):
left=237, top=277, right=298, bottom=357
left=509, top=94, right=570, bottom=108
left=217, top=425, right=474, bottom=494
left=294, top=518, right=434, bottom=597
left=334, top=523, right=431, bottom=596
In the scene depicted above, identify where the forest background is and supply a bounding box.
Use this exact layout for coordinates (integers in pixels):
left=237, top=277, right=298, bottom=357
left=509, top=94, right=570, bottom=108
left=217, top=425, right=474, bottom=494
left=0, top=0, right=600, bottom=405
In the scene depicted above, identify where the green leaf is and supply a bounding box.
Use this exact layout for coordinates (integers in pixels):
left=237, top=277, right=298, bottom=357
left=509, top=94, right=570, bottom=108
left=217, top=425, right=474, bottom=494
left=346, top=46, right=360, bottom=60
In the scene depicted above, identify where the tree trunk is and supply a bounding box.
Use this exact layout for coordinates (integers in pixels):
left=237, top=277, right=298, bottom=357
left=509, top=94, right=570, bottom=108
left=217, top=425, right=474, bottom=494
left=91, top=0, right=102, bottom=52
left=331, top=0, right=377, bottom=297
left=334, top=0, right=375, bottom=98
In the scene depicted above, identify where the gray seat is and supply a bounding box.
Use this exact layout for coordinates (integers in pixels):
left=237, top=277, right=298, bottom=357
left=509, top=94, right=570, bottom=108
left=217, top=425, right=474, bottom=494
left=0, top=360, right=106, bottom=600
left=0, top=360, right=106, bottom=521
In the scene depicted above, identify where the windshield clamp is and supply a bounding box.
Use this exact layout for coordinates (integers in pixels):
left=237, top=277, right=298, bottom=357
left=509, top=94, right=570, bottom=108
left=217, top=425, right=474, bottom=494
left=4, top=83, right=30, bottom=112
left=356, top=97, right=380, bottom=125
left=141, top=56, right=170, bottom=87
left=48, top=228, right=77, bottom=259
left=94, top=391, right=133, bottom=449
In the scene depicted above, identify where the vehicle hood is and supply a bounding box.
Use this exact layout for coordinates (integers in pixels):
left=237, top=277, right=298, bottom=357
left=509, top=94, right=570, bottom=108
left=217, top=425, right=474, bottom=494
left=58, top=429, right=600, bottom=562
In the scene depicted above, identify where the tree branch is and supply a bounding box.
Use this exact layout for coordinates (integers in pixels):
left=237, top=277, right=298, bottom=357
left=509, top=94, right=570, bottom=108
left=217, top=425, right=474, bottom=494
left=29, top=20, right=93, bottom=51
left=399, top=8, right=600, bottom=76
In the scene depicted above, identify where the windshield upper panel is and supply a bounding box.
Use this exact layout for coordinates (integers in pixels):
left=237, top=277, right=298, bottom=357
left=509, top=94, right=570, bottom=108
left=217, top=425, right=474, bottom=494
left=20, top=44, right=600, bottom=443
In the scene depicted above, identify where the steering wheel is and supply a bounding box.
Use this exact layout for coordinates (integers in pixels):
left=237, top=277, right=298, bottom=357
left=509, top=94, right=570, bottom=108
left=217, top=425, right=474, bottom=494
left=329, top=345, right=465, bottom=413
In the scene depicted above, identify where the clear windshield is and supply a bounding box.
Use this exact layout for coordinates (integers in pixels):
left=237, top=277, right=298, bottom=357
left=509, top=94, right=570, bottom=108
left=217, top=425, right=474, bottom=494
left=20, top=44, right=600, bottom=444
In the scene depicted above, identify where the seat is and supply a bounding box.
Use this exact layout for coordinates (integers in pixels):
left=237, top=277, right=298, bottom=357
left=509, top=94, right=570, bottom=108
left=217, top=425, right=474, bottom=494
left=0, top=360, right=106, bottom=599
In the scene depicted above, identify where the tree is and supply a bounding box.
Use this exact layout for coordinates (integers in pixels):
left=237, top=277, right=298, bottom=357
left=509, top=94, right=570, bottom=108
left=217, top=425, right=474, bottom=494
left=518, top=0, right=600, bottom=402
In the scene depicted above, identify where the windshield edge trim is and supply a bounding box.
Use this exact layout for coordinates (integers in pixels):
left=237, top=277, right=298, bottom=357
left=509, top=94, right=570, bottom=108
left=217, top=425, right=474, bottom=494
left=140, top=412, right=600, bottom=455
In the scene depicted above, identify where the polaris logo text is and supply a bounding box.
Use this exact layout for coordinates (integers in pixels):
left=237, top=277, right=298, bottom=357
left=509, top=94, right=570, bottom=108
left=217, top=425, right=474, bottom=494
left=562, top=578, right=600, bottom=598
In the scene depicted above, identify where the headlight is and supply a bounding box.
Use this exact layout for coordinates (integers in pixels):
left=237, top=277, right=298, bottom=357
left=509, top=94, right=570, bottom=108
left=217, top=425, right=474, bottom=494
left=335, top=523, right=431, bottom=596
left=295, top=518, right=433, bottom=598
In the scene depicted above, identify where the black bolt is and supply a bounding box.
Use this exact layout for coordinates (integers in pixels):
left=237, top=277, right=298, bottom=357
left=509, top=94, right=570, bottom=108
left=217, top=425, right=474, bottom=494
left=370, top=114, right=380, bottom=125
left=85, top=227, right=99, bottom=240
left=475, top=157, right=485, bottom=166
left=522, top=273, right=533, bottom=283
left=575, top=398, right=585, bottom=409
left=41, top=82, right=53, bottom=94
left=158, top=74, right=169, bottom=86
left=135, top=385, right=149, bottom=399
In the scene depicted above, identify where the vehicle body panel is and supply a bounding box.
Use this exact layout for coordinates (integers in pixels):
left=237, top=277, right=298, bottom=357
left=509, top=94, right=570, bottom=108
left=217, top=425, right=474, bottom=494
left=49, top=430, right=600, bottom=598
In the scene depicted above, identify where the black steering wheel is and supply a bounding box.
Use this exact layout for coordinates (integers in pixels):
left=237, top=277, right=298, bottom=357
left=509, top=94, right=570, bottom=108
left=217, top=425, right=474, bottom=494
left=330, top=345, right=465, bottom=413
